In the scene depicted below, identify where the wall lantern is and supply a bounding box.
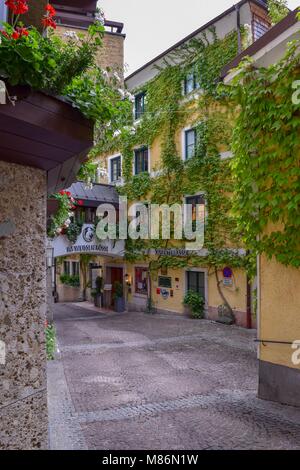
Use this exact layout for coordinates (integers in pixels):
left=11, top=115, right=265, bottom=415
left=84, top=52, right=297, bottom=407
left=125, top=273, right=131, bottom=286
left=46, top=242, right=54, bottom=268
left=0, top=80, right=6, bottom=105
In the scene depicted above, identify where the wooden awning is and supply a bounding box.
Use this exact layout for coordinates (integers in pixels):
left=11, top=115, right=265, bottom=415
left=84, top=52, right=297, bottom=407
left=0, top=85, right=93, bottom=194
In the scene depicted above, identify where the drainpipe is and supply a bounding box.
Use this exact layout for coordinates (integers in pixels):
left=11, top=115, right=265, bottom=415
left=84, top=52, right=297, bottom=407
left=235, top=4, right=242, bottom=54
left=246, top=274, right=252, bottom=329
left=256, top=251, right=261, bottom=360
left=246, top=249, right=252, bottom=329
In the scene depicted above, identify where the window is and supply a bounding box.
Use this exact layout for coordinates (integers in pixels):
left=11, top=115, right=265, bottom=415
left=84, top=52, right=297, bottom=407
left=0, top=3, right=7, bottom=23
left=135, top=92, right=146, bottom=120
left=72, top=261, right=80, bottom=277
left=110, top=156, right=121, bottom=182
left=185, top=129, right=196, bottom=159
left=185, top=194, right=205, bottom=231
left=63, top=261, right=70, bottom=275
left=135, top=267, right=148, bottom=295
left=85, top=207, right=96, bottom=224
left=75, top=207, right=96, bottom=224
left=75, top=207, right=85, bottom=224
left=134, top=147, right=149, bottom=174
left=132, top=202, right=150, bottom=234
left=187, top=271, right=205, bottom=300
left=252, top=14, right=270, bottom=41
left=64, top=261, right=79, bottom=276
left=184, top=71, right=198, bottom=95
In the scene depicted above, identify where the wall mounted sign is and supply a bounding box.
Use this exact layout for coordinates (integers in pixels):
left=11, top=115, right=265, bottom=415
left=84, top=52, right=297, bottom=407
left=223, top=278, right=233, bottom=287
left=161, top=288, right=169, bottom=300
left=82, top=226, right=95, bottom=243
left=66, top=244, right=108, bottom=254
left=158, top=276, right=172, bottom=289
left=155, top=249, right=196, bottom=257
left=51, top=224, right=125, bottom=258
left=223, top=267, right=233, bottom=278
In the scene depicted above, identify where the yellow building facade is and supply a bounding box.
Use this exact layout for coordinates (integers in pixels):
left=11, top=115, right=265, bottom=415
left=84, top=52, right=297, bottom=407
left=223, top=8, right=300, bottom=405
left=90, top=1, right=272, bottom=327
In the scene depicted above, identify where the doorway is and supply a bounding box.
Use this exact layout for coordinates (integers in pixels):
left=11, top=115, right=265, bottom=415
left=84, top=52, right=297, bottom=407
left=186, top=270, right=206, bottom=301
left=106, top=266, right=124, bottom=308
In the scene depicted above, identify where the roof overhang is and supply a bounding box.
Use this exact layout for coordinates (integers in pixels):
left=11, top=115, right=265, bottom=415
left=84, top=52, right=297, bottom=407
left=125, top=0, right=269, bottom=89
left=0, top=85, right=93, bottom=194
left=222, top=9, right=299, bottom=83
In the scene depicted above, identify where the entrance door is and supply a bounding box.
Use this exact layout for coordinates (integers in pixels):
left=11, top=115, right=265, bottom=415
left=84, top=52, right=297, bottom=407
left=110, top=267, right=123, bottom=307
left=186, top=271, right=206, bottom=301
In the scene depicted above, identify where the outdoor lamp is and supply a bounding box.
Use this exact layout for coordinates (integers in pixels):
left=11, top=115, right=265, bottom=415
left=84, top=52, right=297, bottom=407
left=125, top=273, right=131, bottom=286
left=46, top=243, right=54, bottom=268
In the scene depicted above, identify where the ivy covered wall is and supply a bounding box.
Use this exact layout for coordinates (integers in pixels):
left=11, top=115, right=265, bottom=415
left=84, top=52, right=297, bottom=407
left=92, top=27, right=251, bottom=315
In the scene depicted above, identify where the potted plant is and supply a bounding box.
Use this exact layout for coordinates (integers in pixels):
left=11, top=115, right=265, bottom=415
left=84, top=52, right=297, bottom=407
left=113, top=281, right=125, bottom=312
left=91, top=276, right=103, bottom=307
left=183, top=290, right=205, bottom=319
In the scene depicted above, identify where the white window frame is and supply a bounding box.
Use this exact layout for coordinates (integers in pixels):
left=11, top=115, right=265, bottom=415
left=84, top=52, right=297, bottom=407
left=63, top=260, right=80, bottom=276
left=108, top=154, right=122, bottom=184
left=134, top=91, right=146, bottom=121
left=181, top=126, right=197, bottom=161
left=133, top=264, right=149, bottom=298
left=184, top=268, right=208, bottom=310
left=133, top=145, right=151, bottom=176
left=183, top=192, right=207, bottom=226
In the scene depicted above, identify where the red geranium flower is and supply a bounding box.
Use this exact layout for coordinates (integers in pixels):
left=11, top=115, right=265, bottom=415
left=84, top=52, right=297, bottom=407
left=42, top=4, right=57, bottom=29
left=5, top=0, right=28, bottom=15
left=16, top=27, right=29, bottom=37
left=77, top=200, right=84, bottom=206
left=12, top=30, right=20, bottom=40
left=65, top=191, right=71, bottom=197
left=42, top=16, right=56, bottom=29
left=45, top=4, right=56, bottom=17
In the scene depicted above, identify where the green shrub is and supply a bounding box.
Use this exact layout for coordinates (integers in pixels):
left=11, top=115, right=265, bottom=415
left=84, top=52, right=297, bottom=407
left=113, top=281, right=123, bottom=300
left=46, top=324, right=56, bottom=361
left=60, top=274, right=80, bottom=287
left=183, top=291, right=205, bottom=319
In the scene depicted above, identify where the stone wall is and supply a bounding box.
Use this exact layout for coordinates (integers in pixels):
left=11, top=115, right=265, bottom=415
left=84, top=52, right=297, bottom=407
left=56, top=26, right=125, bottom=74
left=0, top=161, right=48, bottom=449
left=97, top=32, right=125, bottom=74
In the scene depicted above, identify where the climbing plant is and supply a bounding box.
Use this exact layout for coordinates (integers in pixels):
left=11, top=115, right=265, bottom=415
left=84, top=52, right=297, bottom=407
left=267, top=0, right=289, bottom=25
left=225, top=40, right=300, bottom=269
left=93, top=27, right=250, bottom=313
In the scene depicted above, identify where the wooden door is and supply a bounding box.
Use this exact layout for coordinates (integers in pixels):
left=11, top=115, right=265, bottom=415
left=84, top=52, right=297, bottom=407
left=110, top=267, right=123, bottom=306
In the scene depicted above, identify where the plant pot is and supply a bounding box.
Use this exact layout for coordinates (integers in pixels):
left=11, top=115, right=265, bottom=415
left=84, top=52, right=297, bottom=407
left=184, top=305, right=192, bottom=317
left=94, top=293, right=102, bottom=308
left=114, top=297, right=125, bottom=313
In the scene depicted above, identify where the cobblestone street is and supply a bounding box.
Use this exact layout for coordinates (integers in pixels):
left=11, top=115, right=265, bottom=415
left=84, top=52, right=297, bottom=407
left=48, top=303, right=300, bottom=450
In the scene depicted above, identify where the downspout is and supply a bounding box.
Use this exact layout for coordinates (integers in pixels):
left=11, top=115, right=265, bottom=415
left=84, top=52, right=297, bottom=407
left=235, top=4, right=242, bottom=54
left=246, top=274, right=252, bottom=329
left=256, top=250, right=261, bottom=360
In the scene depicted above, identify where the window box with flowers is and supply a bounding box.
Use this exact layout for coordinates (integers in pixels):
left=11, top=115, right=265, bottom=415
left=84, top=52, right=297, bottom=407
left=0, top=1, right=132, bottom=126
left=47, top=190, right=84, bottom=239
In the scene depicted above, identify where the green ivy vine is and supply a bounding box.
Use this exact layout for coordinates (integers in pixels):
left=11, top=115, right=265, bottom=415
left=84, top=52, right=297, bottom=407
left=94, top=27, right=253, bottom=313
left=226, top=40, right=300, bottom=269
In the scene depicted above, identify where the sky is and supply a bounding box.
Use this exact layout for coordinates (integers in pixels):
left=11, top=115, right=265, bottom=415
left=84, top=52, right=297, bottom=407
left=99, top=0, right=299, bottom=76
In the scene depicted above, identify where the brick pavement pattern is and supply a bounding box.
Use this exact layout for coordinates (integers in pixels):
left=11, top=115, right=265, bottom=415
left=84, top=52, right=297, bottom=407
left=48, top=303, right=300, bottom=450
